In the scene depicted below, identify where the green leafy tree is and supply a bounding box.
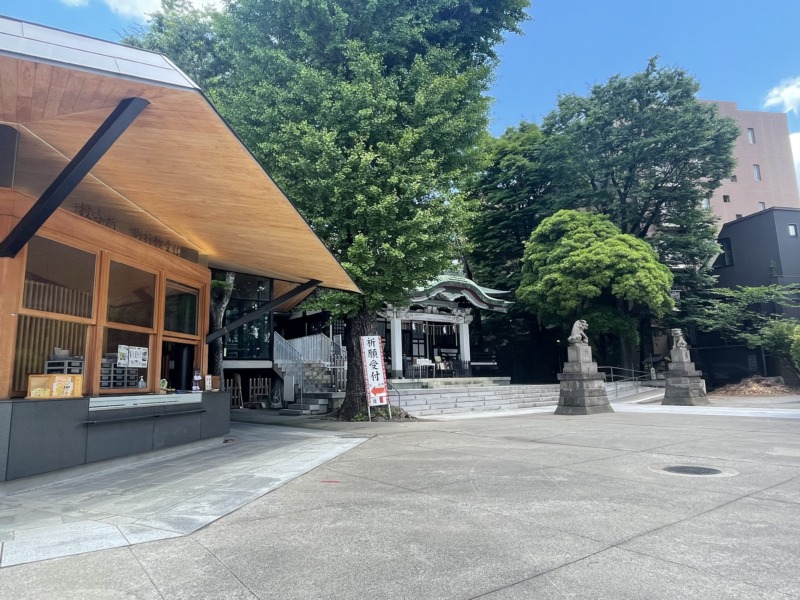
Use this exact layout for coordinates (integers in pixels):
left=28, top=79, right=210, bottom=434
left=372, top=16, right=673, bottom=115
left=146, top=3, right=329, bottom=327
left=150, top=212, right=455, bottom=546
left=462, top=123, right=554, bottom=363
left=466, top=122, right=551, bottom=292
left=684, top=285, right=800, bottom=376
left=540, top=57, right=739, bottom=292
left=129, top=0, right=529, bottom=418
left=517, top=210, right=674, bottom=364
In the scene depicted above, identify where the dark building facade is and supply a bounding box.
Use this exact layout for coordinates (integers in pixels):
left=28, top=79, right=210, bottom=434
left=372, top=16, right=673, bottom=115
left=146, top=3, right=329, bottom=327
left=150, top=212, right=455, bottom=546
left=694, top=208, right=800, bottom=386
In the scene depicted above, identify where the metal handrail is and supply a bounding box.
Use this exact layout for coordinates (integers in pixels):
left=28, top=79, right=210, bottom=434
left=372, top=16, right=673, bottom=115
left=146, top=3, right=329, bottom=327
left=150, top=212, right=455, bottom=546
left=287, top=333, right=347, bottom=366
left=273, top=333, right=304, bottom=401
left=284, top=333, right=347, bottom=392
left=597, top=366, right=655, bottom=399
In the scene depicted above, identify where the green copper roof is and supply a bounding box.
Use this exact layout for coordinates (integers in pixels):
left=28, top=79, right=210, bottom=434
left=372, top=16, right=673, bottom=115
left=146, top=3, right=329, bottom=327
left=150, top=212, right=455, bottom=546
left=410, top=274, right=512, bottom=312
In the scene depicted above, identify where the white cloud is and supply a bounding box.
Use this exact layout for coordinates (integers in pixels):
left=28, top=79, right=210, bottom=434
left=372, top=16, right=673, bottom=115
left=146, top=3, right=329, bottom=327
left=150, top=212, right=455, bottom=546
left=60, top=1, right=225, bottom=21
left=100, top=0, right=161, bottom=19
left=765, top=77, right=800, bottom=114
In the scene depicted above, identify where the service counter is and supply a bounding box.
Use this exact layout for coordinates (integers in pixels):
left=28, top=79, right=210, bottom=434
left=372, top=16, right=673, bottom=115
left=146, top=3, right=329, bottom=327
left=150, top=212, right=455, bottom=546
left=0, top=391, right=230, bottom=481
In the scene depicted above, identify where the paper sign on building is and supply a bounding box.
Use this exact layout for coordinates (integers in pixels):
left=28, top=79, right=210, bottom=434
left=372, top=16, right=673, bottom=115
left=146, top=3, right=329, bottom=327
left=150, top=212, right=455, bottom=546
left=360, top=335, right=388, bottom=407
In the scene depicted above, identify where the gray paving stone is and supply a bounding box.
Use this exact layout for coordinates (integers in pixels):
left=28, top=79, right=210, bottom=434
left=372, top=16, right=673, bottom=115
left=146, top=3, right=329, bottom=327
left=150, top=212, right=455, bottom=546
left=480, top=547, right=792, bottom=599
left=621, top=496, right=800, bottom=596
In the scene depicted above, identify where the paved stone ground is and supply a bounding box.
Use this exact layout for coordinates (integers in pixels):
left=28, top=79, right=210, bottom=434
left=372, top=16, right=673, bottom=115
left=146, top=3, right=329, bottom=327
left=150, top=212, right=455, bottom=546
left=1, top=396, right=799, bottom=599
left=0, top=424, right=367, bottom=567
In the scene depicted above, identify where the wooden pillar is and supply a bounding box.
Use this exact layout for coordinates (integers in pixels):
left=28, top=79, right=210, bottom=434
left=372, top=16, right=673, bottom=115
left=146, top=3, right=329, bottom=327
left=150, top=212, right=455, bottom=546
left=0, top=213, right=25, bottom=399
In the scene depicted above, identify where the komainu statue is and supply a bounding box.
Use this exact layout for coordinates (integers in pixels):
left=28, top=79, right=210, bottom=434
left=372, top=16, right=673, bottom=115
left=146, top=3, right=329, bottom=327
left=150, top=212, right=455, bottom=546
left=671, top=328, right=688, bottom=349
left=568, top=319, right=589, bottom=345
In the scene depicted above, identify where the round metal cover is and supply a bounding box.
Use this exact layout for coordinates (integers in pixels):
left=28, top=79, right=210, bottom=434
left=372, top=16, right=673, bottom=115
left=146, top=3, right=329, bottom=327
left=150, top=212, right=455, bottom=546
left=663, top=465, right=722, bottom=476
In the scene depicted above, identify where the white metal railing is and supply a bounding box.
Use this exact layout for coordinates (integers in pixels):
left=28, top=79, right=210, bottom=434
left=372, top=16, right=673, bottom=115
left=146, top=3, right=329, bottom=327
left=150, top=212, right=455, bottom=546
left=286, top=333, right=347, bottom=392
left=597, top=366, right=655, bottom=399
left=274, top=332, right=304, bottom=402
left=287, top=333, right=347, bottom=365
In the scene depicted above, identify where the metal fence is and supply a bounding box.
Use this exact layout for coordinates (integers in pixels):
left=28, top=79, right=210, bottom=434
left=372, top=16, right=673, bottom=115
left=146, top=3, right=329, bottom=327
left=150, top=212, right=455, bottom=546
left=402, top=358, right=472, bottom=379
left=597, top=366, right=653, bottom=399
left=285, top=333, right=347, bottom=392
left=274, top=332, right=304, bottom=403
left=287, top=333, right=347, bottom=365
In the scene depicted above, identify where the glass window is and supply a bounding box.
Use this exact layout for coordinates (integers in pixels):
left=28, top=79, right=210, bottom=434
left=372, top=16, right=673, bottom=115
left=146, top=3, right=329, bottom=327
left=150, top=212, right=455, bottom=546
left=223, top=299, right=271, bottom=360
left=759, top=202, right=766, bottom=211
left=23, top=237, right=95, bottom=318
left=720, top=238, right=734, bottom=267
left=102, top=328, right=150, bottom=390
left=747, top=128, right=756, bottom=144
left=12, top=315, right=87, bottom=394
left=723, top=195, right=730, bottom=203
left=730, top=174, right=737, bottom=182
left=789, top=224, right=798, bottom=237
left=753, top=164, right=762, bottom=181
left=164, top=281, right=199, bottom=335
left=231, top=273, right=271, bottom=302
left=107, top=261, right=156, bottom=328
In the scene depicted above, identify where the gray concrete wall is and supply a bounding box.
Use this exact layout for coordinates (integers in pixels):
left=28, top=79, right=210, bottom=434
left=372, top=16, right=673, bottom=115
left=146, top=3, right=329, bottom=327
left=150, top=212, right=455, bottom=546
left=1, top=392, right=230, bottom=481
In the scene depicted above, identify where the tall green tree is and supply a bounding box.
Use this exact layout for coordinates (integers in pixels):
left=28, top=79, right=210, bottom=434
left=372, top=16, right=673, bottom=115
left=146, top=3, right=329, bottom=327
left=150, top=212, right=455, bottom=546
left=541, top=57, right=739, bottom=291
left=517, top=210, right=674, bottom=364
left=463, top=122, right=553, bottom=361
left=127, top=0, right=529, bottom=418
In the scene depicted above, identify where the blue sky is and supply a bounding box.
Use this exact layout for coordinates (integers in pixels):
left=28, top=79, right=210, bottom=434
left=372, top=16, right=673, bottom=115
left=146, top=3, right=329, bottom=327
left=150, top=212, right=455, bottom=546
left=3, top=0, right=800, bottom=171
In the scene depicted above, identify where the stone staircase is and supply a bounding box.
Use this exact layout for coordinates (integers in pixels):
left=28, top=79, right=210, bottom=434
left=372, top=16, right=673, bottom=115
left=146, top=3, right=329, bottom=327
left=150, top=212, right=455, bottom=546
left=279, top=391, right=346, bottom=415
left=391, top=376, right=511, bottom=390
left=393, top=384, right=561, bottom=418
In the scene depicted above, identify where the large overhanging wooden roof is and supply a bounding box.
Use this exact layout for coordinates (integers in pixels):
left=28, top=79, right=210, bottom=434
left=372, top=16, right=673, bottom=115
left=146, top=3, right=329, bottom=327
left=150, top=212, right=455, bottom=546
left=0, top=16, right=360, bottom=294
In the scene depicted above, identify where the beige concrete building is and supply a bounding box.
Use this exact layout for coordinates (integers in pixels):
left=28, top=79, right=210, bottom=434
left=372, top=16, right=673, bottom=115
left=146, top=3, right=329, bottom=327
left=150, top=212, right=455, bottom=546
left=705, top=101, right=800, bottom=225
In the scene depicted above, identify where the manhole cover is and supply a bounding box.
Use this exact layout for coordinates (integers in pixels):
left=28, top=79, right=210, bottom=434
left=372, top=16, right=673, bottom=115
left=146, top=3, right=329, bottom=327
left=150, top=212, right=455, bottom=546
left=663, top=465, right=722, bottom=476
left=649, top=464, right=738, bottom=478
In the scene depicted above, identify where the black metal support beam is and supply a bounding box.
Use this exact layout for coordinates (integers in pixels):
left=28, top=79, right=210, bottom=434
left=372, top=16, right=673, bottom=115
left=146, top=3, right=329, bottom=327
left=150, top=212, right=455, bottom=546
left=0, top=97, right=150, bottom=258
left=206, top=279, right=321, bottom=344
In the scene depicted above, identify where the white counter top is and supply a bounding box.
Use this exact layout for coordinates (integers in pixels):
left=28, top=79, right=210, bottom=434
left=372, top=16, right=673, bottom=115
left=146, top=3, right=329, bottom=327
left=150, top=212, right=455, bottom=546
left=89, top=393, right=203, bottom=411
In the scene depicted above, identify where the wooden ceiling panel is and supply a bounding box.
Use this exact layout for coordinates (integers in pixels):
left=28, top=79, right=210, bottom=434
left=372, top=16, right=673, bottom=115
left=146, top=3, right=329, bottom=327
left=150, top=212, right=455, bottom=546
left=29, top=62, right=53, bottom=122
left=0, top=56, right=16, bottom=121
left=42, top=67, right=69, bottom=121
left=15, top=60, right=34, bottom=122
left=2, top=53, right=359, bottom=294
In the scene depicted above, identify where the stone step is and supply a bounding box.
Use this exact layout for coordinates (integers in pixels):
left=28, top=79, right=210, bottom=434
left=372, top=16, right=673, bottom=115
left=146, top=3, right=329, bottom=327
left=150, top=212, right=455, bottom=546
left=283, top=402, right=325, bottom=413
left=414, top=400, right=558, bottom=417
left=278, top=408, right=312, bottom=416
left=303, top=391, right=345, bottom=400
left=393, top=383, right=562, bottom=417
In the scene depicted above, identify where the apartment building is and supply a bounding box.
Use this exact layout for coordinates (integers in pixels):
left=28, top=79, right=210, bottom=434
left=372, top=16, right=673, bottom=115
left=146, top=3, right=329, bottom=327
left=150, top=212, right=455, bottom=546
left=704, top=100, right=799, bottom=224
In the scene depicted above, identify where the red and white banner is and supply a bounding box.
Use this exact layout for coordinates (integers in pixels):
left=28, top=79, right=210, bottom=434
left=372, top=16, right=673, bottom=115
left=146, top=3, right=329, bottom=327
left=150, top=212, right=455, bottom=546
left=360, top=335, right=389, bottom=406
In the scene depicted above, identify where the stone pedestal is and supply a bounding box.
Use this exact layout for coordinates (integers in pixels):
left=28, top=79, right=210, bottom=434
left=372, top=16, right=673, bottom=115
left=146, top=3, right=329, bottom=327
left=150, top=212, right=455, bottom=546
left=555, top=343, right=614, bottom=415
left=662, top=347, right=709, bottom=406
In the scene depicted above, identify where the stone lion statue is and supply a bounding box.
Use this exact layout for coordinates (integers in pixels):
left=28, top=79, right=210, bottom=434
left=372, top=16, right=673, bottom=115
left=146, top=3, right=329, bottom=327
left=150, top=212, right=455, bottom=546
left=671, top=328, right=688, bottom=349
left=567, top=320, right=589, bottom=345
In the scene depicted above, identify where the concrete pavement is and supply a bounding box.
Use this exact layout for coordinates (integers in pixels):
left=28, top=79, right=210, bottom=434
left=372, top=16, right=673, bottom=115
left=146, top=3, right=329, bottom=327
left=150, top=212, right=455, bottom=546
left=0, top=397, right=799, bottom=599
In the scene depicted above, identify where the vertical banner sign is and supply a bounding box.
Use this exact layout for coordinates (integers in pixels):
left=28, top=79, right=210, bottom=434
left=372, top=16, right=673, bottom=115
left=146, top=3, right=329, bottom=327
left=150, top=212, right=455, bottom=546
left=360, top=335, right=389, bottom=407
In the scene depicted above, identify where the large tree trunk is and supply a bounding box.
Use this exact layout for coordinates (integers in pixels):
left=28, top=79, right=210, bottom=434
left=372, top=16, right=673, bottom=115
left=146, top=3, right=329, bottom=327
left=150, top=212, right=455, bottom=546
left=339, top=306, right=378, bottom=420
left=209, top=271, right=235, bottom=380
